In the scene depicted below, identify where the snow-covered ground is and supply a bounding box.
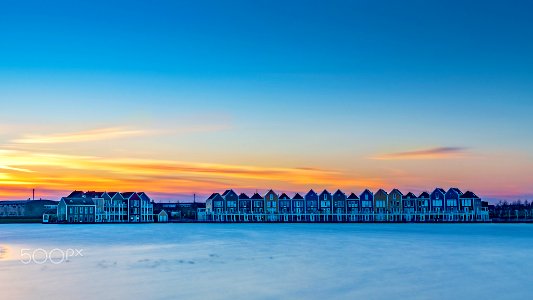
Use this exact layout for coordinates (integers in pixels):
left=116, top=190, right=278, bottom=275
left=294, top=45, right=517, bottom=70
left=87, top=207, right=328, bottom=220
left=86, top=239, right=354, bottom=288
left=0, top=224, right=531, bottom=299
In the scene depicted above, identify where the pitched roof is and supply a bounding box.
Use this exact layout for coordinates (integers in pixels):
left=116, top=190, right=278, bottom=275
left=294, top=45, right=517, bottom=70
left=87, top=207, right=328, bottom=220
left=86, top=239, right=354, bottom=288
left=292, top=193, right=304, bottom=200
left=250, top=193, right=263, bottom=200
left=238, top=193, right=249, bottom=199
left=434, top=188, right=446, bottom=194
left=448, top=187, right=463, bottom=195
left=390, top=189, right=404, bottom=196
left=418, top=191, right=430, bottom=198
left=108, top=192, right=119, bottom=197
left=460, top=191, right=480, bottom=199
left=207, top=193, right=220, bottom=200
left=376, top=189, right=388, bottom=195
left=222, top=189, right=233, bottom=196
left=62, top=198, right=95, bottom=206
left=67, top=191, right=84, bottom=198
left=403, top=192, right=417, bottom=199
left=305, top=189, right=317, bottom=196
left=121, top=192, right=137, bottom=198
left=279, top=193, right=290, bottom=200
left=347, top=193, right=359, bottom=200
left=84, top=191, right=103, bottom=198
left=333, top=189, right=345, bottom=196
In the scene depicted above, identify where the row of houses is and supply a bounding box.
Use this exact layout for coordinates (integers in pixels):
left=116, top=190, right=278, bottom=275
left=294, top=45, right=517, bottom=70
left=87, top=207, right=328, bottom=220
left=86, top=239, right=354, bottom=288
left=205, top=188, right=490, bottom=222
left=56, top=191, right=155, bottom=223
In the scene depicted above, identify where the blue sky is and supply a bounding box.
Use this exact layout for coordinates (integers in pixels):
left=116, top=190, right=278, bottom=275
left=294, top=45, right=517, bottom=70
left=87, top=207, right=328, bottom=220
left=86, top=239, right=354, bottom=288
left=0, top=0, right=532, bottom=201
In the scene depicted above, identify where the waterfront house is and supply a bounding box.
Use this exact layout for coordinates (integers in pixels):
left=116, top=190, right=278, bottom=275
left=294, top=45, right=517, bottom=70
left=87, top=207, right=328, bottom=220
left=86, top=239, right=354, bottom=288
left=346, top=193, right=360, bottom=221
left=360, top=189, right=374, bottom=221
left=374, top=189, right=388, bottom=221
left=222, top=190, right=238, bottom=214
left=278, top=193, right=292, bottom=214
left=251, top=193, right=264, bottom=221
left=304, top=190, right=319, bottom=219
left=332, top=189, right=347, bottom=214
left=121, top=192, right=154, bottom=222
left=319, top=190, right=333, bottom=220
left=388, top=189, right=403, bottom=221
left=402, top=192, right=417, bottom=221
left=238, top=193, right=251, bottom=214
left=460, top=191, right=483, bottom=221
left=291, top=193, right=305, bottom=214
left=57, top=197, right=96, bottom=223
left=85, top=191, right=105, bottom=222
left=430, top=188, right=446, bottom=220
left=108, top=192, right=128, bottom=222
left=445, top=188, right=463, bottom=220
left=264, top=190, right=279, bottom=215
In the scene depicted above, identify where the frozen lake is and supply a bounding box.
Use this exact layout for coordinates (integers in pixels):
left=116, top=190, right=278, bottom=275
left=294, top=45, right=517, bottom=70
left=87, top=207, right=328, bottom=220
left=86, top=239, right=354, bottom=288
left=0, top=224, right=532, bottom=299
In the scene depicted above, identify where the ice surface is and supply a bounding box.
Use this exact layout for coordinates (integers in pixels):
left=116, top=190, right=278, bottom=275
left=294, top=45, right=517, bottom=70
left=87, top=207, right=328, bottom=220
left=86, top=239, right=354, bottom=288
left=0, top=224, right=532, bottom=299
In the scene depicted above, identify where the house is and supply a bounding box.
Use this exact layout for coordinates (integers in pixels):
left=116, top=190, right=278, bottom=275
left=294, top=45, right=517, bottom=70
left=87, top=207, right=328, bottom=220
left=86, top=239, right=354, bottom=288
left=222, top=190, right=238, bottom=214
left=318, top=190, right=333, bottom=217
left=460, top=191, right=483, bottom=221
left=332, top=189, right=347, bottom=214
left=374, top=189, right=388, bottom=221
left=359, top=189, right=374, bottom=221
left=304, top=190, right=319, bottom=215
left=402, top=192, right=417, bottom=221
left=346, top=193, right=360, bottom=220
left=206, top=193, right=225, bottom=214
left=278, top=193, right=292, bottom=214
left=107, top=192, right=128, bottom=222
left=120, top=192, right=153, bottom=222
left=291, top=193, right=305, bottom=214
left=445, top=188, right=463, bottom=214
left=388, top=189, right=403, bottom=221
left=238, top=193, right=251, bottom=214
left=57, top=197, right=96, bottom=223
left=251, top=192, right=264, bottom=214
left=430, top=188, right=446, bottom=218
left=418, top=192, right=430, bottom=213
left=264, top=190, right=279, bottom=216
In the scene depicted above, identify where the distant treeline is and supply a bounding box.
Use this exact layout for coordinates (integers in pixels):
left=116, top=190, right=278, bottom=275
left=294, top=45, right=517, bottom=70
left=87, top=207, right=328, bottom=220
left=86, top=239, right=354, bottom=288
left=490, top=200, right=533, bottom=222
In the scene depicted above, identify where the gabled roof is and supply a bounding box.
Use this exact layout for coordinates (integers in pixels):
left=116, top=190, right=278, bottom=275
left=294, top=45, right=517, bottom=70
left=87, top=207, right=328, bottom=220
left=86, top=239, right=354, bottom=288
left=361, top=189, right=373, bottom=195
left=67, top=191, right=84, bottom=198
left=238, top=193, right=249, bottom=199
left=434, top=188, right=446, bottom=194
left=390, top=189, right=403, bottom=196
left=108, top=192, right=118, bottom=197
left=418, top=191, right=430, bottom=198
left=250, top=193, right=263, bottom=200
left=319, top=189, right=331, bottom=196
left=460, top=191, right=480, bottom=199
left=222, top=189, right=234, bottom=196
left=61, top=197, right=95, bottom=206
left=292, top=193, right=304, bottom=200
left=347, top=193, right=359, bottom=200
left=333, top=189, right=345, bottom=196
left=263, top=189, right=277, bottom=197
left=207, top=193, right=220, bottom=200
left=121, top=192, right=141, bottom=200
left=375, top=189, right=388, bottom=195
left=279, top=193, right=290, bottom=200
left=403, top=192, right=417, bottom=199
left=305, top=189, right=317, bottom=197
left=448, top=188, right=463, bottom=195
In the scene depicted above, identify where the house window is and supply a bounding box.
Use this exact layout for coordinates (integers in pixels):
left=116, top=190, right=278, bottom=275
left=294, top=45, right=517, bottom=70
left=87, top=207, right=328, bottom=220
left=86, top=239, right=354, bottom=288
left=270, top=194, right=273, bottom=200
left=365, top=194, right=368, bottom=200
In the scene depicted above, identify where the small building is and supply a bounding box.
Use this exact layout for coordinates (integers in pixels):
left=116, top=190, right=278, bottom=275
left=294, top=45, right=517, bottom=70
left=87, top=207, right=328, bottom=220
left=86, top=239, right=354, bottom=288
left=359, top=189, right=374, bottom=220
left=430, top=188, right=446, bottom=219
left=388, top=189, right=403, bottom=221
left=346, top=193, right=360, bottom=217
left=251, top=193, right=264, bottom=214
left=0, top=200, right=58, bottom=218
left=222, top=189, right=239, bottom=214
left=318, top=189, right=333, bottom=216
left=154, top=209, right=168, bottom=222
left=402, top=192, right=417, bottom=220
left=238, top=193, right=251, bottom=214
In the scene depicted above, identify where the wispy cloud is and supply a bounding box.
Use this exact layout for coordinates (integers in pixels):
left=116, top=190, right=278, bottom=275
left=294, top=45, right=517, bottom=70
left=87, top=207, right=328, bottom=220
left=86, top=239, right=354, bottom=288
left=372, top=147, right=468, bottom=160
left=0, top=149, right=375, bottom=200
left=12, top=127, right=149, bottom=144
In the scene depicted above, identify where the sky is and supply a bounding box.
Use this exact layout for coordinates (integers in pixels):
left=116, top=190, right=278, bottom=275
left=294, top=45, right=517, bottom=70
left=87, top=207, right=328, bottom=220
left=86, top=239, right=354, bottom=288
left=1, top=0, right=532, bottom=202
